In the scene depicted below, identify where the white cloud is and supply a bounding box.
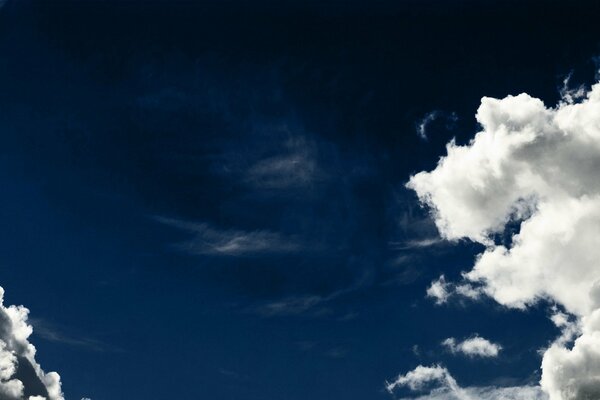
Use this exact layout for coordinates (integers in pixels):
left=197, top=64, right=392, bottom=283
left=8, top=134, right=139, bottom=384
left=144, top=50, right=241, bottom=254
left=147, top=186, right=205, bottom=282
left=389, top=237, right=443, bottom=250
left=426, top=275, right=482, bottom=304
left=156, top=217, right=301, bottom=256
left=406, top=80, right=600, bottom=399
left=426, top=275, right=450, bottom=305
left=386, top=365, right=545, bottom=400
left=559, top=72, right=586, bottom=105
left=442, top=336, right=502, bottom=358
left=416, top=112, right=441, bottom=140
left=0, top=287, right=63, bottom=400
left=245, top=138, right=319, bottom=189
left=415, top=111, right=458, bottom=141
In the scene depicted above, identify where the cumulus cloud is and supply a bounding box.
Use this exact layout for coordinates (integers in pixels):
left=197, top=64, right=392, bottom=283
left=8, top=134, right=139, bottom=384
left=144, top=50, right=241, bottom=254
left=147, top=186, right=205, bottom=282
left=425, top=275, right=451, bottom=305
left=386, top=365, right=545, bottom=400
left=0, top=287, right=63, bottom=400
left=442, top=336, right=502, bottom=358
left=404, top=80, right=600, bottom=399
left=426, top=275, right=482, bottom=305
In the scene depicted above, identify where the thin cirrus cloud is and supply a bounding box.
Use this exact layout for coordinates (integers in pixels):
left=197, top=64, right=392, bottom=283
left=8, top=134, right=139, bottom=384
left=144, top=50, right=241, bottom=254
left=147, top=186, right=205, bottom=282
left=415, top=111, right=458, bottom=141
left=156, top=217, right=302, bottom=257
left=388, top=237, right=443, bottom=251
left=442, top=336, right=502, bottom=358
left=214, top=132, right=325, bottom=192
left=30, top=318, right=116, bottom=353
left=244, top=139, right=320, bottom=190
left=254, top=271, right=371, bottom=317
left=0, top=286, right=63, bottom=400
left=399, top=77, right=600, bottom=399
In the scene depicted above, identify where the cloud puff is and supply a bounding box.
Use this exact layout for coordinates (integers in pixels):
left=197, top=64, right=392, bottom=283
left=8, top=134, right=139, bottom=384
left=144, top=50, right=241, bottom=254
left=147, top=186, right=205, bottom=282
left=442, top=336, right=501, bottom=358
left=156, top=217, right=301, bottom=256
left=426, top=275, right=482, bottom=305
left=386, top=365, right=545, bottom=400
left=425, top=275, right=450, bottom=305
left=406, top=81, right=600, bottom=399
left=0, top=287, right=63, bottom=400
left=426, top=275, right=481, bottom=305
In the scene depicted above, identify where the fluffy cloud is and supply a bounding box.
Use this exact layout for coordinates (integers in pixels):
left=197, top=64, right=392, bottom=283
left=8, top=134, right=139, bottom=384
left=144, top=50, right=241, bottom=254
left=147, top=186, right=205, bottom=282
left=0, top=287, right=63, bottom=400
left=425, top=275, right=450, bottom=305
left=405, top=81, right=600, bottom=399
left=442, top=336, right=501, bottom=358
left=426, top=275, right=481, bottom=304
left=386, top=365, right=545, bottom=400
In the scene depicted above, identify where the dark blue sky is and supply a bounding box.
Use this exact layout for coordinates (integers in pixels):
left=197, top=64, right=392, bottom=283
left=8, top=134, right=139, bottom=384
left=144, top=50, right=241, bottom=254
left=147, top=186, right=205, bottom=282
left=1, top=1, right=600, bottom=399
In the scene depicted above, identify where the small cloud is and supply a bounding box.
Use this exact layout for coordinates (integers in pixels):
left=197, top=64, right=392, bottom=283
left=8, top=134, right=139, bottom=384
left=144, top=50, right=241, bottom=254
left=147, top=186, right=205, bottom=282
left=255, top=295, right=324, bottom=317
left=442, top=336, right=502, bottom=358
left=386, top=364, right=460, bottom=393
left=415, top=111, right=458, bottom=140
left=155, top=217, right=301, bottom=257
left=412, top=344, right=421, bottom=357
left=559, top=72, right=586, bottom=104
left=389, top=237, right=443, bottom=250
left=426, top=275, right=482, bottom=305
left=426, top=275, right=451, bottom=305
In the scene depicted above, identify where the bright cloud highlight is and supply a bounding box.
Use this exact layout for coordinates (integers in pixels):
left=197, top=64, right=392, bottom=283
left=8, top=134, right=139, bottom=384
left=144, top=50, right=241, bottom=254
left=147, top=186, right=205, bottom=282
left=0, top=287, right=63, bottom=400
left=402, top=80, right=600, bottom=400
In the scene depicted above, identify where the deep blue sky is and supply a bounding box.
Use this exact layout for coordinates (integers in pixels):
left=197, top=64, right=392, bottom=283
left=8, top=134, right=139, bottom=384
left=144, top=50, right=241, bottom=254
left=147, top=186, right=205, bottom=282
left=1, top=1, right=600, bottom=399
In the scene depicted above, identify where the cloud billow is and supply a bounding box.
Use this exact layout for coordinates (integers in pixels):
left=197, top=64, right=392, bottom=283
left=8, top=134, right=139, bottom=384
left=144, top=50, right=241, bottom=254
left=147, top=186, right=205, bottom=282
left=0, top=287, right=63, bottom=400
left=442, top=336, right=501, bottom=358
left=399, top=80, right=600, bottom=400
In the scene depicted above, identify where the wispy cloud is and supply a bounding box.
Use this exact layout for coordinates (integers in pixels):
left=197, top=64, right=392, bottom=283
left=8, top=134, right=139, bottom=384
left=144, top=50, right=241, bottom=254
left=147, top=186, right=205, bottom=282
left=254, top=272, right=370, bottom=317
left=214, top=131, right=325, bottom=191
left=30, top=319, right=118, bottom=353
left=156, top=217, right=301, bottom=256
left=415, top=111, right=458, bottom=140
left=255, top=295, right=324, bottom=316
left=388, top=237, right=443, bottom=251
left=244, top=137, right=320, bottom=189
left=559, top=71, right=586, bottom=104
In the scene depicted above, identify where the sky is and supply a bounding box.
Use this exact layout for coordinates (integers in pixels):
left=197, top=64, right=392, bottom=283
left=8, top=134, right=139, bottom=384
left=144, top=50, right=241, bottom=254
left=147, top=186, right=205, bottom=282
left=1, top=1, right=600, bottom=399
